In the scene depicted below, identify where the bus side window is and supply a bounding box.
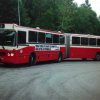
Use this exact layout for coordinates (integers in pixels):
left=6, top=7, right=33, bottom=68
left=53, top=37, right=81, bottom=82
left=97, top=39, right=100, bottom=46
left=81, top=37, right=88, bottom=45
left=53, top=34, right=59, bottom=44
left=72, top=37, right=80, bottom=45
left=18, top=31, right=26, bottom=44
left=29, top=31, right=37, bottom=43
left=60, top=35, right=64, bottom=44
left=38, top=32, right=45, bottom=43
left=46, top=33, right=52, bottom=43
left=89, top=38, right=96, bottom=46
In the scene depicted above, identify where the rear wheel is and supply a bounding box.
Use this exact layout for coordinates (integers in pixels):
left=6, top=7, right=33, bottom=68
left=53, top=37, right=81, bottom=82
left=82, top=58, right=86, bottom=61
left=28, top=54, right=36, bottom=66
left=95, top=53, right=100, bottom=61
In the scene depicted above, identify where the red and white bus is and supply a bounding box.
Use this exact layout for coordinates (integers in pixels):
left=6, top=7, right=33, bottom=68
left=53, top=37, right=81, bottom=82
left=0, top=23, right=100, bottom=65
left=0, top=23, right=66, bottom=65
left=65, top=33, right=100, bottom=60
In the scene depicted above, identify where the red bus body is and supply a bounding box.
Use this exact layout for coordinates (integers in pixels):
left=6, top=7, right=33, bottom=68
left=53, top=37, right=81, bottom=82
left=0, top=24, right=100, bottom=65
left=0, top=24, right=66, bottom=64
left=65, top=33, right=100, bottom=60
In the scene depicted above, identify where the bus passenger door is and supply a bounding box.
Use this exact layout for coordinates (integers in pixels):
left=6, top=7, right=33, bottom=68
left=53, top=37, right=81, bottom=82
left=65, top=35, right=70, bottom=58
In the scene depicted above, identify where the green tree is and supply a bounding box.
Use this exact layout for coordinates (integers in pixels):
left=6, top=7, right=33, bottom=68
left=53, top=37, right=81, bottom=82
left=0, top=0, right=18, bottom=23
left=56, top=0, right=77, bottom=32
left=85, top=0, right=91, bottom=8
left=0, top=0, right=100, bottom=35
left=0, top=0, right=30, bottom=26
left=19, top=0, right=30, bottom=26
left=73, top=2, right=100, bottom=35
left=24, top=0, right=59, bottom=30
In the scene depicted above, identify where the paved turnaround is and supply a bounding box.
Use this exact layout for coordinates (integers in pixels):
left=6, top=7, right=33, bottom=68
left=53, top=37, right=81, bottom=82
left=0, top=61, right=100, bottom=100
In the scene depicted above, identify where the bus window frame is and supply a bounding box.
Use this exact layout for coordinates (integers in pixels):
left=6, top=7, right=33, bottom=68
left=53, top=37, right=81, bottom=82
left=80, top=37, right=88, bottom=46
left=97, top=38, right=100, bottom=47
left=53, top=34, right=59, bottom=44
left=28, top=31, right=38, bottom=43
left=17, top=30, right=27, bottom=45
left=89, top=38, right=96, bottom=46
left=38, top=32, right=45, bottom=43
left=59, top=35, right=65, bottom=44
left=72, top=36, right=80, bottom=46
left=45, top=33, right=53, bottom=44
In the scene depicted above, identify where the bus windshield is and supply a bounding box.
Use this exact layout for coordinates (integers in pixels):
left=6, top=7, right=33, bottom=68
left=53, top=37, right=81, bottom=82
left=0, top=29, right=16, bottom=46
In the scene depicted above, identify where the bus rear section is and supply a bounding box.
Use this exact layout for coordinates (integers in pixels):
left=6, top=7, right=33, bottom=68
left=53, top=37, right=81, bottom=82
left=65, top=33, right=100, bottom=60
left=0, top=23, right=66, bottom=65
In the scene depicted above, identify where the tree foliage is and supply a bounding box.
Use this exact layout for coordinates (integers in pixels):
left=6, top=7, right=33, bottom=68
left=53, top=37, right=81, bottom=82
left=0, top=0, right=100, bottom=35
left=73, top=1, right=100, bottom=35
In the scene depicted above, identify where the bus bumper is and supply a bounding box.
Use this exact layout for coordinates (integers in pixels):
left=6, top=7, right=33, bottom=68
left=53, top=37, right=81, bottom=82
left=0, top=55, right=28, bottom=64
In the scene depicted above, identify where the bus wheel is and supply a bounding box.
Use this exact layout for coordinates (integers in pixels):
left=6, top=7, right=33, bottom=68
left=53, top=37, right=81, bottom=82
left=57, top=53, right=62, bottom=62
left=82, top=58, right=86, bottom=61
left=28, top=54, right=36, bottom=66
left=96, top=53, right=100, bottom=61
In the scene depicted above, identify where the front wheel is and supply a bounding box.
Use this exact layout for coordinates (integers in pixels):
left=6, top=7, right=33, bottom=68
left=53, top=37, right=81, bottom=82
left=28, top=54, right=36, bottom=66
left=57, top=53, right=62, bottom=62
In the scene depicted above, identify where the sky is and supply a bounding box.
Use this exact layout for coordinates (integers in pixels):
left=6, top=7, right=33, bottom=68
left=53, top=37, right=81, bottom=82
left=74, top=0, right=100, bottom=16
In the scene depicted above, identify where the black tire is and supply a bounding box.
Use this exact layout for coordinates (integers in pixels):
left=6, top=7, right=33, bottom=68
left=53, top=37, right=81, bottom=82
left=95, top=53, right=100, bottom=61
left=28, top=54, right=36, bottom=66
left=57, top=53, right=62, bottom=62
left=82, top=58, right=86, bottom=61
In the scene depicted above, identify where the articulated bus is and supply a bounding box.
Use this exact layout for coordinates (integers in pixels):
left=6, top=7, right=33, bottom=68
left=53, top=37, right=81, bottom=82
left=0, top=23, right=66, bottom=65
left=65, top=33, right=100, bottom=60
left=0, top=23, right=100, bottom=65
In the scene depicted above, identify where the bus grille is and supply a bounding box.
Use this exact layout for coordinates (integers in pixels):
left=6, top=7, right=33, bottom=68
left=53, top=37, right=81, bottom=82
left=0, top=52, right=6, bottom=56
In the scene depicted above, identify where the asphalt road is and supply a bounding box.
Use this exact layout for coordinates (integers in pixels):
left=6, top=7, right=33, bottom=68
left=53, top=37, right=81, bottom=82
left=0, top=60, right=100, bottom=100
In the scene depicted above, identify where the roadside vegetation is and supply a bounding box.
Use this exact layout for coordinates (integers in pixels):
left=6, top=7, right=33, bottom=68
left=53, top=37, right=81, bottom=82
left=0, top=0, right=100, bottom=35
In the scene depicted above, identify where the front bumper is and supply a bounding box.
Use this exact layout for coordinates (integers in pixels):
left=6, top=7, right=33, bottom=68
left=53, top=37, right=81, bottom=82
left=0, top=56, right=19, bottom=64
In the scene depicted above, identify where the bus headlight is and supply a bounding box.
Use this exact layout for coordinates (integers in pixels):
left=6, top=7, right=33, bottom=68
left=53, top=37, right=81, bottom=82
left=7, top=53, right=10, bottom=56
left=11, top=53, right=14, bottom=56
left=7, top=53, right=14, bottom=56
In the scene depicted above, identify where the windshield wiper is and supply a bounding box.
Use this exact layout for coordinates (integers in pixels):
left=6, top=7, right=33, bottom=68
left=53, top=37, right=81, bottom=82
left=2, top=45, right=5, bottom=49
left=1, top=41, right=5, bottom=49
left=1, top=36, right=5, bottom=49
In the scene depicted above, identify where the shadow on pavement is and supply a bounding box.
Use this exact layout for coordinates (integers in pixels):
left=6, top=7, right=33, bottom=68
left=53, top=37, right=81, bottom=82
left=0, top=59, right=98, bottom=68
left=0, top=61, right=60, bottom=68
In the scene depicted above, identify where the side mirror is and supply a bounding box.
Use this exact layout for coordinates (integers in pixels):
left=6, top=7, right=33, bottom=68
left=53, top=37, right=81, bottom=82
left=17, top=44, right=18, bottom=48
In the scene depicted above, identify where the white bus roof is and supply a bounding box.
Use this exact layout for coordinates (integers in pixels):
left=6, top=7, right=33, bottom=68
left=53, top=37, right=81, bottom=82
left=0, top=23, right=64, bottom=35
left=64, top=33, right=100, bottom=39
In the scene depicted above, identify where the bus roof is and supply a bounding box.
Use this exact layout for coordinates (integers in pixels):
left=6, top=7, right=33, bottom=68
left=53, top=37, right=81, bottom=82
left=64, top=33, right=100, bottom=38
left=0, top=23, right=64, bottom=35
